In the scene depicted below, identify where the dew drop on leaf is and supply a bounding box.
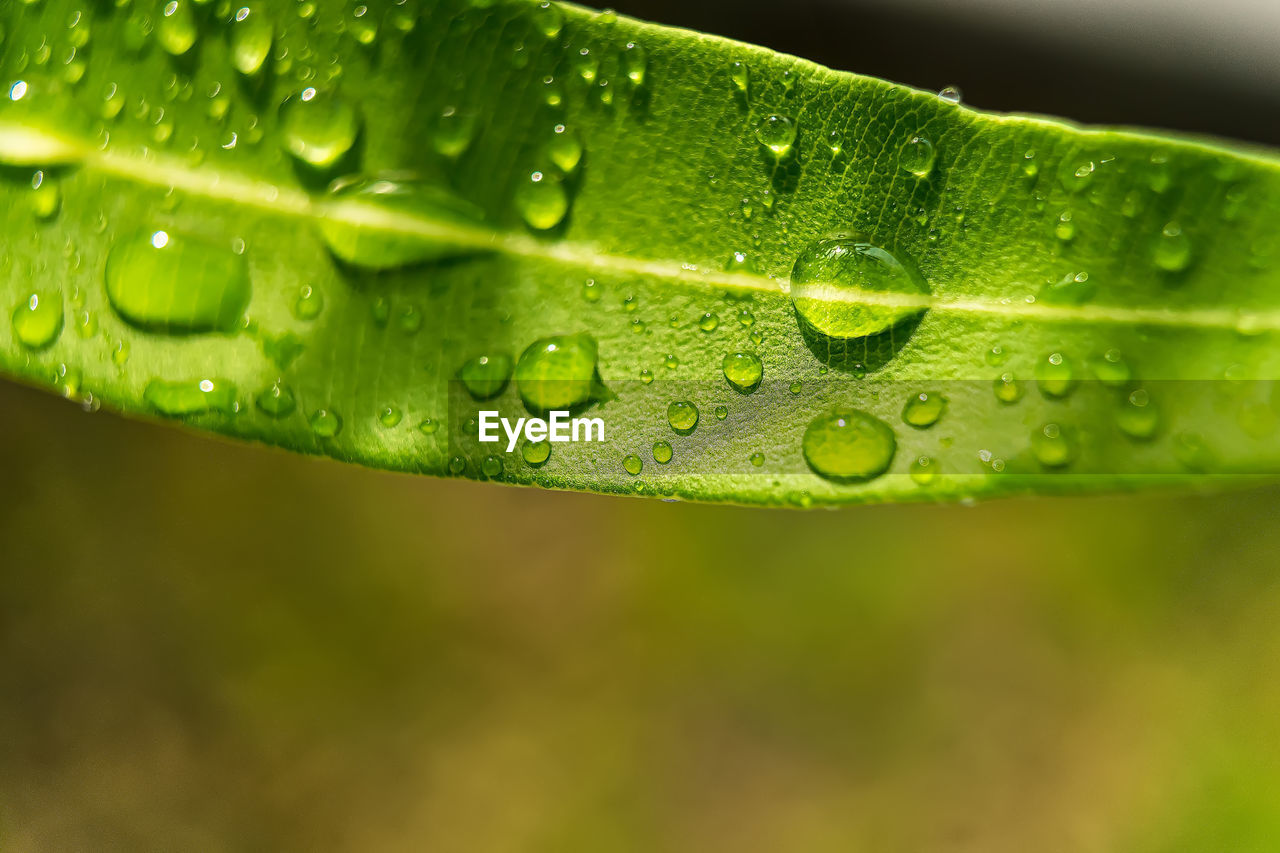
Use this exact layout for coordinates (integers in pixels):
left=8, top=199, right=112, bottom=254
left=755, top=114, right=796, bottom=159
left=1036, top=352, right=1076, bottom=398
left=145, top=378, right=237, bottom=416
left=902, top=391, right=945, bottom=428
left=652, top=441, right=672, bottom=464
left=279, top=87, right=360, bottom=169
left=715, top=405, right=728, bottom=420
left=802, top=409, right=897, bottom=482
left=1116, top=388, right=1159, bottom=439
left=292, top=284, right=323, bottom=320
left=789, top=236, right=929, bottom=341
left=749, top=452, right=765, bottom=467
left=317, top=173, right=486, bottom=269
left=698, top=311, right=719, bottom=332
left=533, top=1, right=563, bottom=38
left=722, top=351, right=763, bottom=394
left=899, top=135, right=935, bottom=178
left=256, top=381, right=297, bottom=418
left=379, top=405, right=403, bottom=428
left=937, top=85, right=962, bottom=104
left=522, top=440, right=550, bottom=467
left=157, top=0, right=197, bottom=56
left=105, top=230, right=250, bottom=333
left=623, top=453, right=643, bottom=476
left=622, top=41, right=647, bottom=85
left=516, top=169, right=568, bottom=230
left=481, top=455, right=502, bottom=477
left=0, top=77, right=89, bottom=167
left=667, top=400, right=699, bottom=434
left=729, top=60, right=749, bottom=94
left=433, top=106, right=476, bottom=159
left=1094, top=348, right=1131, bottom=387
left=547, top=123, right=583, bottom=174
left=1031, top=423, right=1075, bottom=468
left=515, top=333, right=599, bottom=412
left=458, top=353, right=513, bottom=400
left=1153, top=222, right=1193, bottom=272
left=993, top=373, right=1023, bottom=403
left=11, top=290, right=63, bottom=350
left=309, top=408, right=343, bottom=437
left=229, top=6, right=273, bottom=76
left=418, top=417, right=439, bottom=435
left=909, top=455, right=936, bottom=485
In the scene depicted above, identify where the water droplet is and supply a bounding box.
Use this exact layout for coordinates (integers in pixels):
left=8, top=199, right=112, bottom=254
left=790, top=236, right=929, bottom=340
left=667, top=400, right=699, bottom=434
left=937, top=85, right=962, bottom=104
left=1036, top=352, right=1076, bottom=398
left=348, top=4, right=378, bottom=45
left=652, top=440, right=672, bottom=464
left=518, top=439, right=550, bottom=467
left=899, top=135, right=935, bottom=178
left=726, top=251, right=756, bottom=273
left=1054, top=210, right=1075, bottom=242
left=664, top=353, right=679, bottom=370
left=1094, top=348, right=1131, bottom=387
left=318, top=173, right=485, bottom=269
left=547, top=123, right=583, bottom=174
left=902, top=391, right=945, bottom=428
left=419, top=417, right=439, bottom=435
left=985, top=344, right=1009, bottom=366
left=827, top=131, right=843, bottom=156
left=432, top=106, right=476, bottom=159
left=1040, top=270, right=1094, bottom=305
left=1153, top=222, right=1192, bottom=272
left=481, top=455, right=502, bottom=477
left=0, top=77, right=90, bottom=167
left=229, top=6, right=273, bottom=76
left=1031, top=423, right=1074, bottom=468
left=749, top=451, right=765, bottom=467
left=802, top=409, right=897, bottom=482
left=722, top=351, right=762, bottom=394
left=698, top=311, right=719, bottom=332
left=573, top=47, right=598, bottom=84
left=993, top=373, right=1023, bottom=403
left=623, top=453, right=643, bottom=476
left=30, top=170, right=60, bottom=220
left=309, top=408, right=343, bottom=437
left=789, top=381, right=803, bottom=395
left=639, top=368, right=653, bottom=384
left=622, top=41, right=647, bottom=85
left=256, top=381, right=296, bottom=417
left=448, top=455, right=466, bottom=475
left=755, top=114, right=796, bottom=159
left=515, top=333, right=600, bottom=412
left=729, top=61, right=749, bottom=93
left=145, top=378, right=237, bottom=416
left=458, top=352, right=513, bottom=400
left=157, top=0, right=197, bottom=56
left=293, top=284, right=323, bottom=320
left=910, top=455, right=936, bottom=485
left=516, top=169, right=568, bottom=230
left=581, top=278, right=600, bottom=302
left=11, top=290, right=63, bottom=349
left=534, top=1, right=563, bottom=38
left=379, top=405, right=403, bottom=427
left=280, top=88, right=359, bottom=169
left=105, top=230, right=250, bottom=333
left=1116, top=388, right=1159, bottom=440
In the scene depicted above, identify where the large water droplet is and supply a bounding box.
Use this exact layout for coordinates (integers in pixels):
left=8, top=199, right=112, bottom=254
left=309, top=408, right=343, bottom=437
left=623, top=453, right=643, bottom=476
left=157, top=0, right=198, bottom=56
left=459, top=352, right=513, bottom=400
left=899, top=135, right=935, bottom=178
left=105, top=230, right=250, bottom=333
left=522, top=439, right=551, bottom=467
left=652, top=440, right=673, bottom=464
left=789, top=236, right=929, bottom=340
left=547, top=123, right=583, bottom=174
left=533, top=2, right=563, bottom=38
left=721, top=351, right=762, bottom=394
left=1035, top=352, right=1076, bottom=398
left=755, top=114, right=796, bottom=159
left=516, top=169, right=568, bottom=230
left=229, top=5, right=273, bottom=76
left=515, top=333, right=600, bottom=412
left=11, top=290, right=63, bottom=350
left=667, top=400, right=699, bottom=434
left=145, top=378, right=237, bottom=416
left=317, top=173, right=485, bottom=269
left=280, top=88, right=359, bottom=169
left=802, top=409, right=896, bottom=482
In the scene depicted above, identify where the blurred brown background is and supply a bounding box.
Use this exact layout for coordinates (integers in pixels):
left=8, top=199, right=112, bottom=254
left=6, top=0, right=1280, bottom=849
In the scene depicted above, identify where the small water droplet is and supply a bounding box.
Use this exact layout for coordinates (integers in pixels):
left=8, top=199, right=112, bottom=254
left=802, top=409, right=897, bottom=482
left=11, top=290, right=63, bottom=349
left=105, top=230, right=250, bottom=333
left=419, top=417, right=439, bottom=435
left=722, top=351, right=762, bottom=394
left=937, top=85, right=962, bottom=104
left=902, top=391, right=945, bottom=428
left=698, top=311, right=719, bottom=332
left=985, top=344, right=1009, bottom=366
left=30, top=170, right=60, bottom=220
left=667, top=400, right=699, bottom=434
left=157, top=0, right=197, bottom=56
left=516, top=169, right=568, bottom=230
left=1116, top=388, right=1159, bottom=440
left=480, top=454, right=502, bottom=477
left=448, top=455, right=466, bottom=475
left=515, top=333, right=600, bottom=412
left=293, top=284, right=323, bottom=320
left=729, top=60, right=749, bottom=94
left=1054, top=210, right=1075, bottom=242
left=229, top=5, right=273, bottom=76
left=993, top=373, right=1023, bottom=403
left=280, top=87, right=360, bottom=169
left=379, top=405, right=403, bottom=427
left=749, top=451, right=765, bottom=467
left=623, top=453, right=643, bottom=476
left=432, top=105, right=476, bottom=159
left=1036, top=352, right=1076, bottom=398
left=755, top=114, right=796, bottom=159
left=534, top=1, right=563, bottom=38
left=1094, top=348, right=1131, bottom=387
left=664, top=353, right=679, bottom=370
left=1153, top=222, right=1193, bottom=272
left=459, top=352, right=513, bottom=400
left=145, top=378, right=237, bottom=416
left=910, top=455, right=936, bottom=485
left=639, top=368, right=653, bottom=384
left=1031, top=422, right=1074, bottom=468
left=256, top=381, right=296, bottom=417
left=622, top=41, right=647, bottom=85
left=652, top=440, right=672, bottom=464
left=309, top=408, right=343, bottom=437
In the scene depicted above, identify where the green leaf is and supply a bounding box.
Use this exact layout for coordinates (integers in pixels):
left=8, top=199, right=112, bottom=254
left=1, top=0, right=1278, bottom=507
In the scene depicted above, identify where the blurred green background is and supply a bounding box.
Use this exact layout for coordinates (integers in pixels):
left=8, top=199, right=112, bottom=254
left=7, top=0, right=1280, bottom=848
left=5, top=377, right=1280, bottom=851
